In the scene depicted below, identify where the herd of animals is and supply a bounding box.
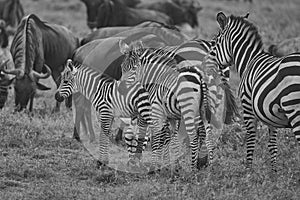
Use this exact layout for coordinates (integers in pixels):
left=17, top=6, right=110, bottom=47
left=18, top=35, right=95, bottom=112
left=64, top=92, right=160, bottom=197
left=0, top=0, right=299, bottom=173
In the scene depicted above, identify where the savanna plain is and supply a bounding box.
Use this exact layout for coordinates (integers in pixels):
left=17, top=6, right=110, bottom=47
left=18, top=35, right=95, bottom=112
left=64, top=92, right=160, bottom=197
left=0, top=0, right=300, bottom=199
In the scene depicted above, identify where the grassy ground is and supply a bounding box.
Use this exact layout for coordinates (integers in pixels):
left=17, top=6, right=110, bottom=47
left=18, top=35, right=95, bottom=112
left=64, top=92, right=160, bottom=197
left=1, top=0, right=300, bottom=199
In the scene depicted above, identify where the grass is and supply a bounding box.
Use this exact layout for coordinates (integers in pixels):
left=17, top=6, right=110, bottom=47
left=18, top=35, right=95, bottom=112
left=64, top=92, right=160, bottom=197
left=1, top=0, right=300, bottom=199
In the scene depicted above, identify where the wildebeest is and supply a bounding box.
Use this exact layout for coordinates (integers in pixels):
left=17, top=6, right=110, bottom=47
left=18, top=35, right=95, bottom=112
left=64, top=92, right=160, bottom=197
left=80, top=0, right=172, bottom=30
left=80, top=21, right=183, bottom=45
left=136, top=0, right=202, bottom=27
left=0, top=61, right=14, bottom=109
left=268, top=37, right=300, bottom=57
left=1, top=14, right=80, bottom=112
left=0, top=19, right=14, bottom=109
left=0, top=0, right=24, bottom=33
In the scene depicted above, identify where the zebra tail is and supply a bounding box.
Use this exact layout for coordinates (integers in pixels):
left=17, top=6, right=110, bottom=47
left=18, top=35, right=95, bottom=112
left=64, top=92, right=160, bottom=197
left=201, top=82, right=212, bottom=122
left=222, top=82, right=240, bottom=124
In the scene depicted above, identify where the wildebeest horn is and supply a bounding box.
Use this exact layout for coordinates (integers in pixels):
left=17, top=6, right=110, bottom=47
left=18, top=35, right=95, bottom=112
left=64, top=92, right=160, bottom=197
left=0, top=59, right=23, bottom=77
left=31, top=64, right=52, bottom=79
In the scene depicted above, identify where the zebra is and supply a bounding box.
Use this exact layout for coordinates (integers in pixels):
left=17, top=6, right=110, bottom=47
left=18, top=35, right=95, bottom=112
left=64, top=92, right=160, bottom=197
left=119, top=40, right=215, bottom=170
left=206, top=12, right=300, bottom=171
left=120, top=38, right=239, bottom=168
left=55, top=59, right=153, bottom=166
left=174, top=39, right=237, bottom=125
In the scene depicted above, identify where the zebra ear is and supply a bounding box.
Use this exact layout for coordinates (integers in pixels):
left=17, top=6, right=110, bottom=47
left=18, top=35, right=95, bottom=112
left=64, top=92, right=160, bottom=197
left=217, top=12, right=227, bottom=30
left=119, top=40, right=130, bottom=54
left=66, top=59, right=73, bottom=71
left=243, top=13, right=250, bottom=19
left=66, top=59, right=77, bottom=75
left=136, top=40, right=144, bottom=49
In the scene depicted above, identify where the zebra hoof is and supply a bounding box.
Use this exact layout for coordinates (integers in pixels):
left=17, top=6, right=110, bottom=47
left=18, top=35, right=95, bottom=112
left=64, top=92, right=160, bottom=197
left=147, top=166, right=159, bottom=175
left=96, top=160, right=108, bottom=169
left=197, top=155, right=208, bottom=169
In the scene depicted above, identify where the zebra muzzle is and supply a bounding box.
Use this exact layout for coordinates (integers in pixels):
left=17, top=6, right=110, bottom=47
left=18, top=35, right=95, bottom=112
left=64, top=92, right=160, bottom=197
left=55, top=92, right=64, bottom=102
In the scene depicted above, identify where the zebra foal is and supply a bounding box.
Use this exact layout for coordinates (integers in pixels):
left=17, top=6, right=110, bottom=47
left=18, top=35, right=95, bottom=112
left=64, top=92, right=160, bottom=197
left=207, top=12, right=300, bottom=171
left=55, top=59, right=153, bottom=166
left=119, top=40, right=213, bottom=170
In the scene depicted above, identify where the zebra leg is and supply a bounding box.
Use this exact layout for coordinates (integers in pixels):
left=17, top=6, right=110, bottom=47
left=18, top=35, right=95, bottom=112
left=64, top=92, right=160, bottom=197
left=205, top=122, right=214, bottom=164
left=161, top=120, right=172, bottom=167
left=180, top=110, right=199, bottom=170
left=136, top=117, right=149, bottom=159
left=169, top=119, right=182, bottom=164
left=98, top=114, right=114, bottom=166
left=182, top=118, right=199, bottom=170
left=150, top=120, right=165, bottom=169
left=150, top=103, right=167, bottom=169
left=244, top=116, right=258, bottom=170
left=124, top=124, right=139, bottom=166
left=196, top=117, right=210, bottom=168
left=151, top=128, right=164, bottom=169
left=267, top=126, right=278, bottom=172
left=124, top=118, right=149, bottom=167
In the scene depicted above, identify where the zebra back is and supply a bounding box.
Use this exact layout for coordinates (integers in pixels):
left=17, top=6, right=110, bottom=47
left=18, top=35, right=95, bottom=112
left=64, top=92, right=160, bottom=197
left=63, top=59, right=153, bottom=125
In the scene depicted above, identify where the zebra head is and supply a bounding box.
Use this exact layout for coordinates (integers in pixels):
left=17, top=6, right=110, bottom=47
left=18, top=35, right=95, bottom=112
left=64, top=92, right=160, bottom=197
left=55, top=59, right=77, bottom=102
left=119, top=40, right=143, bottom=85
left=208, top=12, right=250, bottom=72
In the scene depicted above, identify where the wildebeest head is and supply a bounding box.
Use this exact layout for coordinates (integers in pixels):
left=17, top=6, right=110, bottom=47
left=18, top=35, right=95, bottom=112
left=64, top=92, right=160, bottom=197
left=80, top=0, right=103, bottom=30
left=2, top=15, right=53, bottom=111
left=172, top=0, right=201, bottom=27
left=184, top=5, right=201, bottom=28
left=0, top=60, right=52, bottom=111
left=0, top=0, right=24, bottom=28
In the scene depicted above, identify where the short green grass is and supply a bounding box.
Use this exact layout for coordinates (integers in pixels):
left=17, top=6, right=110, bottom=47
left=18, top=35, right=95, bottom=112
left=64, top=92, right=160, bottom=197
left=1, top=0, right=300, bottom=199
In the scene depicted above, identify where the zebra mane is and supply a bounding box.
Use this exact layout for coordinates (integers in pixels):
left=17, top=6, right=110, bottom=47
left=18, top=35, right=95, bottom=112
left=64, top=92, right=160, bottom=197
left=70, top=60, right=115, bottom=83
left=127, top=40, right=178, bottom=69
left=229, top=15, right=264, bottom=50
left=143, top=46, right=178, bottom=68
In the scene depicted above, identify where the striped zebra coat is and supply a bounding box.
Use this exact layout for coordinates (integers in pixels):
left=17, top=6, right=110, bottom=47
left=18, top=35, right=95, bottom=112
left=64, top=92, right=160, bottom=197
left=207, top=12, right=300, bottom=171
left=55, top=59, right=152, bottom=166
left=119, top=40, right=214, bottom=170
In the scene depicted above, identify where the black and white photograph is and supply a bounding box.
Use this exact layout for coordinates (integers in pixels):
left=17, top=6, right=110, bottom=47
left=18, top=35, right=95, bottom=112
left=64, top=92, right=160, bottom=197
left=0, top=0, right=299, bottom=199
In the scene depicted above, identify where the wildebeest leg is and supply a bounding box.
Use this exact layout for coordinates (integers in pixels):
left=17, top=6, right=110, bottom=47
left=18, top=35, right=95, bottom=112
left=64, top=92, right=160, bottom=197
left=54, top=101, right=61, bottom=112
left=0, top=88, right=8, bottom=109
left=52, top=67, right=64, bottom=112
left=29, top=93, right=34, bottom=112
left=73, top=126, right=80, bottom=142
left=65, top=95, right=72, bottom=110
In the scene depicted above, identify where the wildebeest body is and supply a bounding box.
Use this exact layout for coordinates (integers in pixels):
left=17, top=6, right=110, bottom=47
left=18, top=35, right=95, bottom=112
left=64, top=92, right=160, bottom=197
left=80, top=21, right=182, bottom=45
left=136, top=1, right=201, bottom=27
left=80, top=0, right=172, bottom=30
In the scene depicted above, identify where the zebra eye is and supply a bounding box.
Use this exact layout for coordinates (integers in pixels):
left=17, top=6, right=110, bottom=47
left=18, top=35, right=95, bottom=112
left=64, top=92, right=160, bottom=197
left=63, top=80, right=69, bottom=84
